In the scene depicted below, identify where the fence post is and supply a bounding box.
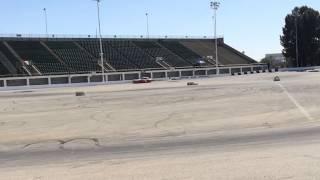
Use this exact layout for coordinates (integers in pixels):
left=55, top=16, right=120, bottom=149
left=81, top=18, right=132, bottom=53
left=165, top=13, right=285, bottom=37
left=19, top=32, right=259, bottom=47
left=68, top=76, right=72, bottom=84
left=48, top=77, right=51, bottom=85
left=105, top=74, right=108, bottom=83
left=26, top=78, right=30, bottom=86
left=121, top=73, right=125, bottom=81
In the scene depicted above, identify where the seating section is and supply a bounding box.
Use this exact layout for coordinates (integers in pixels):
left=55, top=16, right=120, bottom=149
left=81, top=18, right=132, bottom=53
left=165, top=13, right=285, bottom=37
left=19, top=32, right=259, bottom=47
left=182, top=40, right=255, bottom=65
left=78, top=41, right=138, bottom=70
left=0, top=61, right=9, bottom=75
left=46, top=41, right=99, bottom=73
left=132, top=41, right=191, bottom=68
left=0, top=42, right=22, bottom=72
left=8, top=41, right=69, bottom=74
left=107, top=41, right=162, bottom=69
left=0, top=38, right=257, bottom=76
left=222, top=44, right=257, bottom=64
left=158, top=40, right=208, bottom=66
left=180, top=40, right=232, bottom=65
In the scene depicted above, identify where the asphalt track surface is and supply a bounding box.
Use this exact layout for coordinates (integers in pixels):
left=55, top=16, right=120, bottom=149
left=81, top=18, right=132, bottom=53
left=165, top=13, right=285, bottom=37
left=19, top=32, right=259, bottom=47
left=1, top=72, right=320, bottom=179
left=1, top=122, right=320, bottom=169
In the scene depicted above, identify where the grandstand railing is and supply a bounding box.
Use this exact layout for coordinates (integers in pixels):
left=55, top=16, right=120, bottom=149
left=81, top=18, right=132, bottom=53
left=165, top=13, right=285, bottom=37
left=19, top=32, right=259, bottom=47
left=0, top=34, right=223, bottom=40
left=0, top=64, right=267, bottom=89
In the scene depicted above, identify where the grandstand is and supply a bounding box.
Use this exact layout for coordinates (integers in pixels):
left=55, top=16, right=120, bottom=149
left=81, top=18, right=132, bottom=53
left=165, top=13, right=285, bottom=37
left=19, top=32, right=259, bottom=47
left=0, top=36, right=256, bottom=76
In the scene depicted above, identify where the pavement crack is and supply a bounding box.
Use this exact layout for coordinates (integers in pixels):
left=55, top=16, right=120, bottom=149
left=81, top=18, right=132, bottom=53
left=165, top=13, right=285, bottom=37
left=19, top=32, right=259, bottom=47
left=22, top=138, right=101, bottom=151
left=154, top=112, right=177, bottom=128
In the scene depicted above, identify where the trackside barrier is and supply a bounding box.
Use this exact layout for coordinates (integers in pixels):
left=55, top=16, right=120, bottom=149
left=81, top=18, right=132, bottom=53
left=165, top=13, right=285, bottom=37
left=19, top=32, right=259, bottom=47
left=231, top=68, right=278, bottom=76
left=0, top=65, right=267, bottom=89
left=280, top=66, right=320, bottom=72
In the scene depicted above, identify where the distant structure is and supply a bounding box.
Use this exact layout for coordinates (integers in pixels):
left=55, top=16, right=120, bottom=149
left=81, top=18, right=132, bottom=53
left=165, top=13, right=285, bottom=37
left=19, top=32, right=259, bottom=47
left=264, top=53, right=286, bottom=68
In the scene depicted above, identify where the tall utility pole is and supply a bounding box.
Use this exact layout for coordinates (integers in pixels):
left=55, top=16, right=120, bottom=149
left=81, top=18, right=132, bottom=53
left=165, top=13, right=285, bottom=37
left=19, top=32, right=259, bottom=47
left=94, top=0, right=105, bottom=82
left=295, top=16, right=299, bottom=67
left=210, top=1, right=220, bottom=75
left=43, top=8, right=48, bottom=37
left=146, top=12, right=150, bottom=39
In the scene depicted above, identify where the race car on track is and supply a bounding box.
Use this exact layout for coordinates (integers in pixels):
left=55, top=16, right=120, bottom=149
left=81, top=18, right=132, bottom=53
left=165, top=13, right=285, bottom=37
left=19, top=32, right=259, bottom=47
left=133, top=77, right=152, bottom=84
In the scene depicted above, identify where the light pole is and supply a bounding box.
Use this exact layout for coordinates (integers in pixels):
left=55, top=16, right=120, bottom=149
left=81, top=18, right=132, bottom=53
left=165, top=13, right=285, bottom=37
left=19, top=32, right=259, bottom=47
left=43, top=8, right=48, bottom=37
left=94, top=0, right=105, bottom=82
left=210, top=1, right=220, bottom=75
left=146, top=12, right=150, bottom=39
left=295, top=16, right=299, bottom=67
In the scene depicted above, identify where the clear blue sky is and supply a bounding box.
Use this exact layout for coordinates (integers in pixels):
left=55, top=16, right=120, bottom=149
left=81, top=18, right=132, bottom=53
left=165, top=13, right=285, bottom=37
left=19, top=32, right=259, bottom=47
left=0, top=0, right=319, bottom=60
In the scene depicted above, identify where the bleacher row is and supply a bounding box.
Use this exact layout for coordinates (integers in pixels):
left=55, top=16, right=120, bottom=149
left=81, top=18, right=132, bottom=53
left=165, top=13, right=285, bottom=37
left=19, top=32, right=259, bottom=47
left=0, top=38, right=256, bottom=76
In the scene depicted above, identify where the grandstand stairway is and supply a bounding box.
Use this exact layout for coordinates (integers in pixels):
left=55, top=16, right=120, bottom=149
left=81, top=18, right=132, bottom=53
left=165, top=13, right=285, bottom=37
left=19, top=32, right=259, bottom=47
left=156, top=58, right=171, bottom=70
left=26, top=64, right=42, bottom=75
left=40, top=41, right=73, bottom=73
left=8, top=41, right=74, bottom=75
left=2, top=41, right=32, bottom=76
left=74, top=41, right=116, bottom=72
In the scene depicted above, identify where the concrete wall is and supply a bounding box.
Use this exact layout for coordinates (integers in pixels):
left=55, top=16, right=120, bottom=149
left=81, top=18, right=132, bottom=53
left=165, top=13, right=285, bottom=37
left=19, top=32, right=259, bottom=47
left=124, top=73, right=139, bottom=80
left=7, top=79, right=27, bottom=87
left=231, top=68, right=241, bottom=74
left=90, top=75, right=103, bottom=83
left=220, top=68, right=230, bottom=74
left=208, top=69, right=217, bottom=75
left=152, top=72, right=166, bottom=79
left=242, top=67, right=252, bottom=73
left=253, top=66, right=262, bottom=71
left=0, top=65, right=267, bottom=89
left=71, top=76, right=88, bottom=84
left=30, top=78, right=49, bottom=86
left=108, top=74, right=122, bottom=81
left=142, top=73, right=152, bottom=78
left=195, top=70, right=206, bottom=76
left=167, top=71, right=180, bottom=78
left=51, top=77, right=69, bottom=84
left=181, top=71, right=193, bottom=77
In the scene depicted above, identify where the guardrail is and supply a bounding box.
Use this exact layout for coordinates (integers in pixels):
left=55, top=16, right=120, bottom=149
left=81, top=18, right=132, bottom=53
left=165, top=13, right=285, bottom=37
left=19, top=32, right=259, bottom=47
left=280, top=66, right=320, bottom=72
left=0, top=65, right=267, bottom=90
left=0, top=34, right=224, bottom=40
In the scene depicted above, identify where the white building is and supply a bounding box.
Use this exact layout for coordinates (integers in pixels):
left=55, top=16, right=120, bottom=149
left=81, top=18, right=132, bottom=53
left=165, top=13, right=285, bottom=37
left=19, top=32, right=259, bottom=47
left=263, top=53, right=287, bottom=68
left=265, top=53, right=286, bottom=64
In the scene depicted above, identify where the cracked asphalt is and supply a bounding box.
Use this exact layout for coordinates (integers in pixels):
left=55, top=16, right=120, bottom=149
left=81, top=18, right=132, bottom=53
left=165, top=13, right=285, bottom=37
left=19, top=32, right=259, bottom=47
left=1, top=72, right=320, bottom=179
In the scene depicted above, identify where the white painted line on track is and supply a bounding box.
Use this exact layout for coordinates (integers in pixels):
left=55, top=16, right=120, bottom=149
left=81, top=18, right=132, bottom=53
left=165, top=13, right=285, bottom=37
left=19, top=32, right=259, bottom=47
left=277, top=83, right=314, bottom=121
